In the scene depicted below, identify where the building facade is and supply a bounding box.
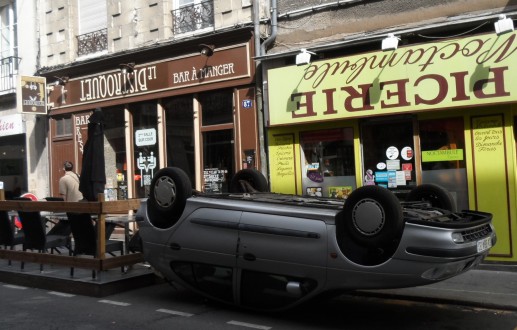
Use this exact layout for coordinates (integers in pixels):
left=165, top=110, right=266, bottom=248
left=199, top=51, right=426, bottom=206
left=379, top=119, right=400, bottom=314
left=38, top=0, right=266, bottom=200
left=260, top=0, right=517, bottom=263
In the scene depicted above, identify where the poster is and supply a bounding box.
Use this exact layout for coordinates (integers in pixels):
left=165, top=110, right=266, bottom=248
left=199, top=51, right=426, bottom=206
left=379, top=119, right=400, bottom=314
left=329, top=186, right=352, bottom=199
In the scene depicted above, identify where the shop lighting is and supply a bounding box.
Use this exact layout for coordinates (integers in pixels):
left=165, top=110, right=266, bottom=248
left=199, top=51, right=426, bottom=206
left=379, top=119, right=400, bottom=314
left=54, top=76, right=69, bottom=86
left=381, top=33, right=400, bottom=51
left=198, top=44, right=215, bottom=57
left=494, top=14, right=514, bottom=35
left=119, top=63, right=135, bottom=74
left=296, top=49, right=316, bottom=66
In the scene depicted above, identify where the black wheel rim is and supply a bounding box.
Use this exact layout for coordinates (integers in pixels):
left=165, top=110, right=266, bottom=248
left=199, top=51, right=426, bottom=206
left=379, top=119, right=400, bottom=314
left=154, top=176, right=177, bottom=208
left=352, top=198, right=385, bottom=236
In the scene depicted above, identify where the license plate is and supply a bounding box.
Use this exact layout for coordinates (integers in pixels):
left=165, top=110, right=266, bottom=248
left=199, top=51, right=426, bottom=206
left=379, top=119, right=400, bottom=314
left=477, top=237, right=492, bottom=253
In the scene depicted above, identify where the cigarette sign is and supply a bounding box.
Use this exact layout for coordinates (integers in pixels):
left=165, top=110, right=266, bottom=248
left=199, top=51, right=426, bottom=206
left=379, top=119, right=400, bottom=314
left=18, top=76, right=47, bottom=114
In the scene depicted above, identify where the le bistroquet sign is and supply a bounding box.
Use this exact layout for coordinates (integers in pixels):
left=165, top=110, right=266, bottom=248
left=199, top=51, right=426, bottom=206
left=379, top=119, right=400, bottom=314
left=268, top=31, right=517, bottom=126
left=52, top=43, right=251, bottom=108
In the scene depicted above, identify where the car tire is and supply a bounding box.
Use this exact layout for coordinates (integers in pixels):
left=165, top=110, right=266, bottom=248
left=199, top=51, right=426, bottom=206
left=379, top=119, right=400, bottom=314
left=405, top=183, right=457, bottom=212
left=342, top=185, right=403, bottom=249
left=229, top=169, right=269, bottom=193
left=147, top=167, right=192, bottom=229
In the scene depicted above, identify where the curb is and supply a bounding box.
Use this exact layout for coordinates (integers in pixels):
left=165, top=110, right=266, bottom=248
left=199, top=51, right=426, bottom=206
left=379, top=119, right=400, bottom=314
left=350, top=290, right=517, bottom=312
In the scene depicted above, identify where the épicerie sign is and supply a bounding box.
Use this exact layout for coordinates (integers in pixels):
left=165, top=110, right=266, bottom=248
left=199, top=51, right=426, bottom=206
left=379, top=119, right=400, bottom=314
left=268, top=31, right=517, bottom=126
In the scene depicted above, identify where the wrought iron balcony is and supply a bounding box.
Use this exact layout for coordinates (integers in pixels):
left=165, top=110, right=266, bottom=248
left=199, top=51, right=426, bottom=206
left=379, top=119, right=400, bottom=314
left=0, top=56, right=20, bottom=94
left=76, top=28, right=108, bottom=57
left=172, top=0, right=214, bottom=35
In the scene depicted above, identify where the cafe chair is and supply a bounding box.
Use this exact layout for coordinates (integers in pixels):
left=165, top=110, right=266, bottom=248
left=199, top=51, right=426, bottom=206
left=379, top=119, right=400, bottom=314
left=0, top=210, right=24, bottom=265
left=44, top=197, right=72, bottom=241
left=67, top=212, right=124, bottom=278
left=14, top=198, right=72, bottom=272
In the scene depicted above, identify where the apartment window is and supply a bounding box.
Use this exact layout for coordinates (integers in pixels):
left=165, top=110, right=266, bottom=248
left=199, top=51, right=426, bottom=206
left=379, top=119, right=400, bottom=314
left=172, top=0, right=214, bottom=35
left=77, top=0, right=107, bottom=56
left=0, top=2, right=16, bottom=59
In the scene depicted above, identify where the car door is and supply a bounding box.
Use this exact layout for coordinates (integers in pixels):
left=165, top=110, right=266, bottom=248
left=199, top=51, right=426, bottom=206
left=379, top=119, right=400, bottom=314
left=237, top=212, right=328, bottom=310
left=165, top=207, right=241, bottom=303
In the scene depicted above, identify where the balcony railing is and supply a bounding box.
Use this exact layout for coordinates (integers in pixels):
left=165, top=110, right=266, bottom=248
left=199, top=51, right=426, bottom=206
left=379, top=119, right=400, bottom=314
left=172, top=0, right=214, bottom=35
left=76, top=28, right=108, bottom=57
left=0, top=56, right=20, bottom=94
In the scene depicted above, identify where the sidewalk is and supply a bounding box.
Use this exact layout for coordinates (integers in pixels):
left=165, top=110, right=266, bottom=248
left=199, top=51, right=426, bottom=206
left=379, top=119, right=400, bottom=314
left=353, top=264, right=517, bottom=311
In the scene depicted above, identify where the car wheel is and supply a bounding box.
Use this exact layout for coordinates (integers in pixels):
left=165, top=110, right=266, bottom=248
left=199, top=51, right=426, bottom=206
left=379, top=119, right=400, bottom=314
left=342, top=185, right=403, bottom=249
left=147, top=167, right=192, bottom=229
left=405, top=183, right=457, bottom=212
left=229, top=169, right=268, bottom=193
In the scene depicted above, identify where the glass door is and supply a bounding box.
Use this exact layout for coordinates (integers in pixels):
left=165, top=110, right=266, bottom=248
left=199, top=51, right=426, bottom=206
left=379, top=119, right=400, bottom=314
left=202, top=130, right=234, bottom=193
left=198, top=90, right=235, bottom=193
left=361, top=117, right=416, bottom=198
left=129, top=102, right=159, bottom=199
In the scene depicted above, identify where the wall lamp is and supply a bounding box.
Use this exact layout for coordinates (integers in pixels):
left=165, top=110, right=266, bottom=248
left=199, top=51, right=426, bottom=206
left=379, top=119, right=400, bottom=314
left=296, top=49, right=316, bottom=66
left=494, top=14, right=514, bottom=35
left=382, top=33, right=400, bottom=51
left=119, top=63, right=135, bottom=74
left=54, top=76, right=69, bottom=86
left=198, top=44, right=214, bottom=57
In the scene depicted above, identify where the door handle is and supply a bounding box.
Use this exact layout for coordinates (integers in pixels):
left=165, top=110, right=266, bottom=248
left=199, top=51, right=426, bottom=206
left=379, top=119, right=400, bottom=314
left=243, top=253, right=256, bottom=261
left=169, top=243, right=181, bottom=250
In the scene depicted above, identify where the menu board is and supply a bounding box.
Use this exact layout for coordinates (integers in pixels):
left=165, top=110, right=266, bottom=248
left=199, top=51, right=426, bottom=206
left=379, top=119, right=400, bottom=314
left=269, top=133, right=297, bottom=194
left=203, top=168, right=228, bottom=193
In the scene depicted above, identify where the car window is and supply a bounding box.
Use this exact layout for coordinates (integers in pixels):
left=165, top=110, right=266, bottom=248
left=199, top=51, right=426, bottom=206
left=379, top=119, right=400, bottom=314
left=171, top=262, right=233, bottom=303
left=240, top=270, right=316, bottom=310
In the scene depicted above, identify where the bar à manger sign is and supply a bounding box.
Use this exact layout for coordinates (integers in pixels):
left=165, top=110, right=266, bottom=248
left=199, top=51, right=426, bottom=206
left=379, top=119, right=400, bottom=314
left=268, top=31, right=517, bottom=126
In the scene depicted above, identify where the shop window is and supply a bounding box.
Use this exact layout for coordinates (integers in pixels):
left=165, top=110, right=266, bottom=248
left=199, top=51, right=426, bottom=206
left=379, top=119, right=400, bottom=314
left=129, top=102, right=159, bottom=199
left=361, top=118, right=416, bottom=197
left=419, top=117, right=468, bottom=210
left=54, top=116, right=73, bottom=137
left=300, top=128, right=355, bottom=198
left=164, top=96, right=195, bottom=186
left=0, top=134, right=26, bottom=199
left=103, top=107, right=127, bottom=200
left=199, top=90, right=233, bottom=126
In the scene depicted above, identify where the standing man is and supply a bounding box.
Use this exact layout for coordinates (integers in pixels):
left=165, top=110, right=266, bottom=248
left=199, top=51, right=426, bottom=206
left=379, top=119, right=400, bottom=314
left=59, top=161, right=83, bottom=202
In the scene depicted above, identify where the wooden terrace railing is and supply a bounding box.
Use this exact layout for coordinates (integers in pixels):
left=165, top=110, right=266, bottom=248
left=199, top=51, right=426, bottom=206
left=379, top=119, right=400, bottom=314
left=0, top=190, right=144, bottom=272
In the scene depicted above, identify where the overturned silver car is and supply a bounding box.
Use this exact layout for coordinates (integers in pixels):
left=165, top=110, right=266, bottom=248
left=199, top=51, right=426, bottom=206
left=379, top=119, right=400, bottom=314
left=136, top=167, right=496, bottom=311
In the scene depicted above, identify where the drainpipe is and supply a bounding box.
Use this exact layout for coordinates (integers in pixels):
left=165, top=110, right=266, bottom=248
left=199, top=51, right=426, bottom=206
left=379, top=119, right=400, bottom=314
left=254, top=0, right=277, bottom=181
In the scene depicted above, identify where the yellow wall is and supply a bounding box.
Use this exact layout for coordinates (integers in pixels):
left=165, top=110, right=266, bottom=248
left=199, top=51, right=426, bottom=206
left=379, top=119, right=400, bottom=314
left=464, top=105, right=517, bottom=261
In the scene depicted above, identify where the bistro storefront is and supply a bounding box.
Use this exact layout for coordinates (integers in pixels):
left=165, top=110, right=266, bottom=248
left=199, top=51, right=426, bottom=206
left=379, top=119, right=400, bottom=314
left=44, top=30, right=259, bottom=201
left=265, top=30, right=517, bottom=263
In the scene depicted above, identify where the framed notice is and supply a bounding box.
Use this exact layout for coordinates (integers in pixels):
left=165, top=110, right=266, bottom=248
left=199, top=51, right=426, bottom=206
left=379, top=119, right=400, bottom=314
left=17, top=76, right=47, bottom=114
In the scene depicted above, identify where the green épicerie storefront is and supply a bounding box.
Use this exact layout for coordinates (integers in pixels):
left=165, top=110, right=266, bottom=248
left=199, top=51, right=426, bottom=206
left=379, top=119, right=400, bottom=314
left=266, top=30, right=517, bottom=262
